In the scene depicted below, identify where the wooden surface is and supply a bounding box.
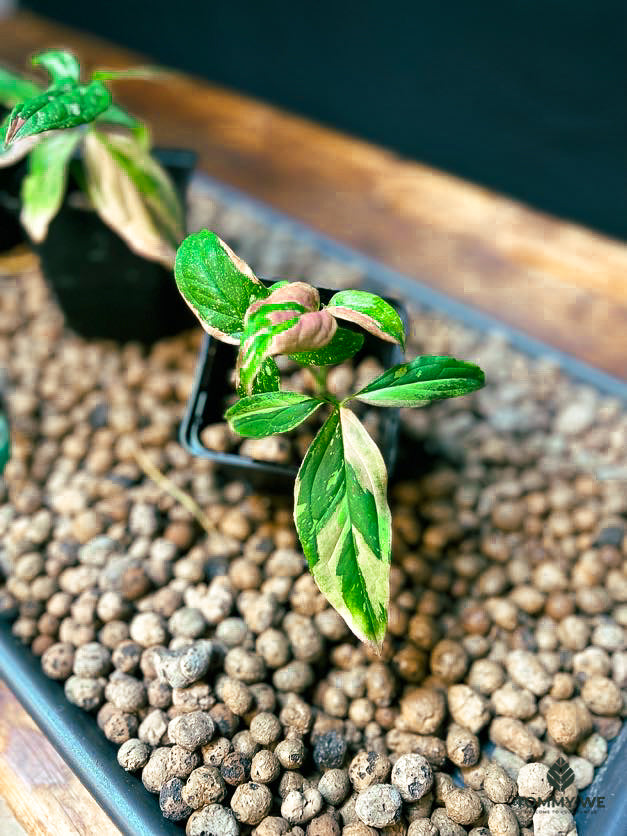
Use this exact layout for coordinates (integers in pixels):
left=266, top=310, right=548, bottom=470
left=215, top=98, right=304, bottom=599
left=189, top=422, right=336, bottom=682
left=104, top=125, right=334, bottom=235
left=1, top=11, right=626, bottom=381
left=0, top=683, right=120, bottom=836
left=0, top=8, right=626, bottom=835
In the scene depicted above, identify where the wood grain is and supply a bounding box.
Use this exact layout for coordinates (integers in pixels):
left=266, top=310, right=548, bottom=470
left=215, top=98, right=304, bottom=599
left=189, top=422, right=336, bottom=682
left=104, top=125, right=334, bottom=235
left=1, top=11, right=626, bottom=379
left=0, top=682, right=120, bottom=836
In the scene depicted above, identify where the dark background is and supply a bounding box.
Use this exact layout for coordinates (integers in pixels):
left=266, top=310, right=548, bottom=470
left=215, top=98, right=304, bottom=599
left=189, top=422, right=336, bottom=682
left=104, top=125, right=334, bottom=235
left=22, top=0, right=627, bottom=240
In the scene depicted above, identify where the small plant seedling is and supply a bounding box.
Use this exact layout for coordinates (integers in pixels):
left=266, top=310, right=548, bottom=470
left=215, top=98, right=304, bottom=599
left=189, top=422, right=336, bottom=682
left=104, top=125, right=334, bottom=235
left=175, top=230, right=486, bottom=650
left=0, top=50, right=183, bottom=266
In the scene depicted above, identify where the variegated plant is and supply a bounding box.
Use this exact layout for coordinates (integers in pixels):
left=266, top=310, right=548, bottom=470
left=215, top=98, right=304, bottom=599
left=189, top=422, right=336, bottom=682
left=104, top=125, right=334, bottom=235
left=176, top=230, right=486, bottom=650
left=0, top=49, right=183, bottom=266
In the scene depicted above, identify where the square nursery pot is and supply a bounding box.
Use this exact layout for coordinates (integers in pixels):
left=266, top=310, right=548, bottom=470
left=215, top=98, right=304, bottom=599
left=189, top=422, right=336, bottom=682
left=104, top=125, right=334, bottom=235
left=34, top=147, right=198, bottom=344
left=180, top=285, right=408, bottom=490
left=0, top=107, right=27, bottom=252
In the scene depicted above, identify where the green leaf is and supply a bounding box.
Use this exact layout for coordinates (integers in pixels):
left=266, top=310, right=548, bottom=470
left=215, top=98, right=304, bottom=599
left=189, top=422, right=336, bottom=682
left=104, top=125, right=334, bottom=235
left=175, top=230, right=269, bottom=344
left=83, top=130, right=184, bottom=268
left=249, top=357, right=280, bottom=396
left=327, top=290, right=405, bottom=348
left=289, top=326, right=364, bottom=366
left=0, top=409, right=9, bottom=475
left=20, top=131, right=82, bottom=242
left=4, top=80, right=111, bottom=146
left=226, top=391, right=325, bottom=438
left=353, top=355, right=485, bottom=407
left=96, top=103, right=150, bottom=149
left=0, top=66, right=40, bottom=107
left=267, top=280, right=289, bottom=293
left=294, top=407, right=392, bottom=650
left=90, top=66, right=166, bottom=82
left=32, top=50, right=80, bottom=83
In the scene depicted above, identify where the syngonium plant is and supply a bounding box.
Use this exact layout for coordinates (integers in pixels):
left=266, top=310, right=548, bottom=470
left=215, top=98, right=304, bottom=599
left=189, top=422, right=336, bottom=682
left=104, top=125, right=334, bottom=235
left=176, top=230, right=486, bottom=650
left=0, top=49, right=184, bottom=266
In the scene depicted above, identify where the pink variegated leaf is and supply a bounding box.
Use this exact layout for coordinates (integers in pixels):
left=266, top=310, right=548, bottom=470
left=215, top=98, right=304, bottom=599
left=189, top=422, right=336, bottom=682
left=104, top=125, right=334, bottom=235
left=237, top=304, right=337, bottom=395
left=245, top=281, right=320, bottom=323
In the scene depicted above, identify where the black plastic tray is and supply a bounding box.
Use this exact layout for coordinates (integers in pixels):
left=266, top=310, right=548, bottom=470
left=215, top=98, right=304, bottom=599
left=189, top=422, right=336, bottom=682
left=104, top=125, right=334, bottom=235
left=0, top=623, right=181, bottom=836
left=1, top=172, right=626, bottom=835
left=179, top=285, right=407, bottom=490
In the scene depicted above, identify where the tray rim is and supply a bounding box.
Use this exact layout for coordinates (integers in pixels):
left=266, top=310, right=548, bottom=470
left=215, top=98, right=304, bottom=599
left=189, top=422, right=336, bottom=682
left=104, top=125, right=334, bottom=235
left=0, top=170, right=625, bottom=836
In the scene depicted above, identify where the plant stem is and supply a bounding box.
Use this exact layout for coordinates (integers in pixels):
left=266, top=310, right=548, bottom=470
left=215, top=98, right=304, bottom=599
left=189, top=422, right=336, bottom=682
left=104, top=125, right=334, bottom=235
left=306, top=364, right=329, bottom=397
left=132, top=445, right=215, bottom=537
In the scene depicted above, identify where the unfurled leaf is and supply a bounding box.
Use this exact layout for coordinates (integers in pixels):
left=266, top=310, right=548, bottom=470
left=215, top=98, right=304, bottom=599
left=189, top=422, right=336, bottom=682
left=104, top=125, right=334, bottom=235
left=32, top=50, right=80, bottom=83
left=290, top=326, right=364, bottom=366
left=99, top=131, right=183, bottom=241
left=237, top=303, right=337, bottom=395
left=0, top=66, right=40, bottom=108
left=175, top=230, right=269, bottom=343
left=84, top=130, right=184, bottom=268
left=353, top=355, right=485, bottom=407
left=0, top=407, right=9, bottom=475
left=294, top=407, right=392, bottom=650
left=20, top=131, right=82, bottom=242
left=4, top=81, right=111, bottom=146
left=327, top=290, right=405, bottom=348
left=226, top=392, right=325, bottom=438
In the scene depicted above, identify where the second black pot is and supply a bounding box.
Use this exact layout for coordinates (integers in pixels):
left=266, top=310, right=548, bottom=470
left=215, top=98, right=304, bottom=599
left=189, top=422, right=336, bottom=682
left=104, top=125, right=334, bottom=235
left=35, top=148, right=198, bottom=344
left=180, top=285, right=407, bottom=490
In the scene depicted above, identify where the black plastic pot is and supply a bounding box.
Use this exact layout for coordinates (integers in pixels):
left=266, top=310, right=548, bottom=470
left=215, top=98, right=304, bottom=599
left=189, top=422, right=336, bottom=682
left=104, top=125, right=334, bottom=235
left=35, top=148, right=198, bottom=344
left=180, top=285, right=408, bottom=490
left=0, top=106, right=27, bottom=252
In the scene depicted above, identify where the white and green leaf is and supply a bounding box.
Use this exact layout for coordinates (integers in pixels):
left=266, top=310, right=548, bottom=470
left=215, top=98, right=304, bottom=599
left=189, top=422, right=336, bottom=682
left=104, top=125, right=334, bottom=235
left=4, top=81, right=111, bottom=146
left=95, top=130, right=183, bottom=245
left=289, top=326, right=364, bottom=366
left=32, top=50, right=81, bottom=83
left=226, top=391, right=326, bottom=438
left=20, top=130, right=82, bottom=242
left=84, top=130, right=184, bottom=269
left=294, top=407, right=392, bottom=650
left=327, top=290, right=405, bottom=347
left=175, top=229, right=269, bottom=344
left=352, top=354, right=485, bottom=407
